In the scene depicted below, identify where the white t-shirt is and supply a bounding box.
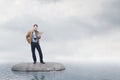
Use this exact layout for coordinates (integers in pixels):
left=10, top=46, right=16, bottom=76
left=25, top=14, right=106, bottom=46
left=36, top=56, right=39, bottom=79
left=32, top=31, right=38, bottom=43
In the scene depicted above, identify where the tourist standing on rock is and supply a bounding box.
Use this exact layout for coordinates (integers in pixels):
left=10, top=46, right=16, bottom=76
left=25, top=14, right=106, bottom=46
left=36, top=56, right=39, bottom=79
left=26, top=24, right=45, bottom=64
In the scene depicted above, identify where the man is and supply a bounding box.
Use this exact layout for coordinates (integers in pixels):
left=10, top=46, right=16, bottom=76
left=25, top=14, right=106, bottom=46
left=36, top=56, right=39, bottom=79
left=26, top=24, right=45, bottom=64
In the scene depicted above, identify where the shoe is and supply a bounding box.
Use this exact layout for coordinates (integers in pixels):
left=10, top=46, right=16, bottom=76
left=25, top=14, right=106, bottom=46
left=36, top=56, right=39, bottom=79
left=33, top=62, right=36, bottom=64
left=41, top=62, right=45, bottom=64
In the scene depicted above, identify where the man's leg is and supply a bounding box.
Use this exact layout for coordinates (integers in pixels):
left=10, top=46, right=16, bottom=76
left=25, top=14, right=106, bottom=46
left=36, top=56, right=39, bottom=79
left=36, top=43, right=45, bottom=64
left=31, top=42, right=37, bottom=64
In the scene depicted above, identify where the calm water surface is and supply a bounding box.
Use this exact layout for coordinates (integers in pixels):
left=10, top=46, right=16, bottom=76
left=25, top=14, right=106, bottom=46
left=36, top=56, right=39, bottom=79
left=0, top=62, right=120, bottom=80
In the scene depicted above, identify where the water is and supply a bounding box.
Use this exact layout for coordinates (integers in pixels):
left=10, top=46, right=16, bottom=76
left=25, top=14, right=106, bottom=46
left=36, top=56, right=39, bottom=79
left=0, top=62, right=120, bottom=80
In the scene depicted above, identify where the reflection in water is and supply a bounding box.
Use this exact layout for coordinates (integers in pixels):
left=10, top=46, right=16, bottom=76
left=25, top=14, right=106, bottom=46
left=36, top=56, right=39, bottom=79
left=31, top=73, right=45, bottom=80
left=30, top=71, right=60, bottom=80
left=12, top=70, right=64, bottom=80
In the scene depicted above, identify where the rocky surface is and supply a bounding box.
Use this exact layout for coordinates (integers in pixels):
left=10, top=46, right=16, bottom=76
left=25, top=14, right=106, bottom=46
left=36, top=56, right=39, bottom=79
left=12, top=62, right=65, bottom=72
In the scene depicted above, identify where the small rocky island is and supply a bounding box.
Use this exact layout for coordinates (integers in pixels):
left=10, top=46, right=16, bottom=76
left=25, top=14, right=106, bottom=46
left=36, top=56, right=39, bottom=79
left=12, top=62, right=65, bottom=72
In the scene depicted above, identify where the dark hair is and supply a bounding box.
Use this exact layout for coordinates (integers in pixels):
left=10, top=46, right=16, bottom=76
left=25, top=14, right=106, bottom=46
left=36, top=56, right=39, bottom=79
left=33, top=24, right=38, bottom=27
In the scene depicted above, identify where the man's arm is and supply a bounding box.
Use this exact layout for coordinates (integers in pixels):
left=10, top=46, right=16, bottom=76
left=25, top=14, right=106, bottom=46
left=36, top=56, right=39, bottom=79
left=37, top=31, right=42, bottom=39
left=26, top=31, right=31, bottom=44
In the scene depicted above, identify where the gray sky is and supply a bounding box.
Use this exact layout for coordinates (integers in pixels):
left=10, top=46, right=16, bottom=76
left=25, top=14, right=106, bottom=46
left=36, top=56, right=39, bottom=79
left=0, top=0, right=120, bottom=63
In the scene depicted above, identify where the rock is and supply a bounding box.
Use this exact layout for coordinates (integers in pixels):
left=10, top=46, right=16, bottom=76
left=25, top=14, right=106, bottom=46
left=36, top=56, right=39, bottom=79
left=12, top=62, right=65, bottom=72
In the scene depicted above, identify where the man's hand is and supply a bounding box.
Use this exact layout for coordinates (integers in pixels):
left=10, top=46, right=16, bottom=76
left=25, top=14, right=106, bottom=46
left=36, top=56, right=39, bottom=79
left=40, top=32, right=43, bottom=34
